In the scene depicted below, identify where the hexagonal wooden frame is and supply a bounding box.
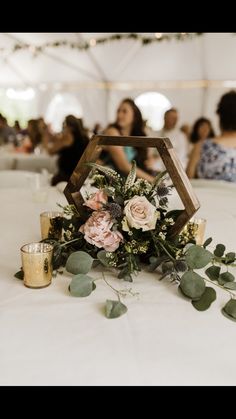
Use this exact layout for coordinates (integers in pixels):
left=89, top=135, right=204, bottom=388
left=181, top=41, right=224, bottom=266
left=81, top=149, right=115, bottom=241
left=64, top=135, right=200, bottom=237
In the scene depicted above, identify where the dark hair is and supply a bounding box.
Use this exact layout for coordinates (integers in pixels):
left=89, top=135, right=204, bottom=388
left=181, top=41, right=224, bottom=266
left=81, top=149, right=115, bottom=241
left=216, top=90, right=236, bottom=131
left=64, top=115, right=89, bottom=146
left=190, top=117, right=215, bottom=143
left=114, top=98, right=147, bottom=168
left=28, top=119, right=41, bottom=147
left=112, top=98, right=146, bottom=136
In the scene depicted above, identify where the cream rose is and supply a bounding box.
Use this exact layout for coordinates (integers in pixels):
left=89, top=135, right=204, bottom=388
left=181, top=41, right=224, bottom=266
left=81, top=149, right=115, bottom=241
left=123, top=195, right=160, bottom=232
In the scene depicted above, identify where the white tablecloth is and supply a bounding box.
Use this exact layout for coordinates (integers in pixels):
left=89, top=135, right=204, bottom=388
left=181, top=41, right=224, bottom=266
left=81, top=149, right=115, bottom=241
left=0, top=152, right=58, bottom=173
left=1, top=181, right=236, bottom=386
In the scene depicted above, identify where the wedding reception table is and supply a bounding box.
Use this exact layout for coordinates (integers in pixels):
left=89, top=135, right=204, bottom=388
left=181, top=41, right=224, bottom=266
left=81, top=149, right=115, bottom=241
left=0, top=151, right=58, bottom=173
left=1, top=180, right=236, bottom=385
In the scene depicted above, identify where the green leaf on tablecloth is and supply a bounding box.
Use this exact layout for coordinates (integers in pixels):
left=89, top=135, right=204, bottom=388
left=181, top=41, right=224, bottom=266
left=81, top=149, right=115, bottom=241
left=180, top=270, right=206, bottom=299
left=174, top=260, right=188, bottom=273
left=205, top=265, right=221, bottom=281
left=219, top=272, right=235, bottom=284
left=222, top=299, right=236, bottom=321
left=105, top=300, right=128, bottom=319
left=203, top=237, right=212, bottom=248
left=66, top=251, right=93, bottom=274
left=225, top=252, right=236, bottom=264
left=223, top=282, right=236, bottom=290
left=69, top=274, right=96, bottom=297
left=214, top=244, right=226, bottom=257
left=192, top=287, right=216, bottom=311
left=14, top=269, right=24, bottom=280
left=185, top=245, right=213, bottom=269
left=97, top=250, right=110, bottom=267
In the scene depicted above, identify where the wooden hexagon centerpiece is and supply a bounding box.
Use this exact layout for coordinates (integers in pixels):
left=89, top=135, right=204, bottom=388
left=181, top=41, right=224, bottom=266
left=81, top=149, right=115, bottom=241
left=64, top=135, right=200, bottom=237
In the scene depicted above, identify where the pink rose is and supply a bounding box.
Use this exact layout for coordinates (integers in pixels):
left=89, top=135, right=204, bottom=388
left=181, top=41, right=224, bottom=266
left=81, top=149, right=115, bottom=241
left=84, top=190, right=108, bottom=211
left=79, top=211, right=123, bottom=252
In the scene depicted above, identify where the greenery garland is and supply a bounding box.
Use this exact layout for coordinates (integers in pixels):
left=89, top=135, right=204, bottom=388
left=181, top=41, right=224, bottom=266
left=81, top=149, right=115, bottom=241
left=1, top=33, right=204, bottom=55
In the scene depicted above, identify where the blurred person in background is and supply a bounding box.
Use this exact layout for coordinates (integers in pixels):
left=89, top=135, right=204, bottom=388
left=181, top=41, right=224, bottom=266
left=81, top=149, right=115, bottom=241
left=187, top=91, right=236, bottom=182
left=0, top=114, right=16, bottom=146
left=41, top=114, right=89, bottom=186
left=190, top=117, right=215, bottom=144
left=101, top=98, right=155, bottom=182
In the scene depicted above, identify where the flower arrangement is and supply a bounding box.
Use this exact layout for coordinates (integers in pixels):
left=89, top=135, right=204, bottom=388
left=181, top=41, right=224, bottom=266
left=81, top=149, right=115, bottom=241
left=15, top=162, right=236, bottom=320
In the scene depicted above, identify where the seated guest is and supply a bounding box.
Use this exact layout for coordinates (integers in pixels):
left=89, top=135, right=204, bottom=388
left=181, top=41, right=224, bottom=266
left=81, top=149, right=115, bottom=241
left=149, top=108, right=189, bottom=172
left=102, top=98, right=155, bottom=183
left=190, top=117, right=215, bottom=144
left=0, top=114, right=16, bottom=145
left=186, top=91, right=236, bottom=182
left=42, top=115, right=89, bottom=186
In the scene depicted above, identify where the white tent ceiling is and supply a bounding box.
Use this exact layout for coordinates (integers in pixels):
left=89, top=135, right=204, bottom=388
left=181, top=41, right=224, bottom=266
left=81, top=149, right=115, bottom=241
left=0, top=33, right=236, bottom=130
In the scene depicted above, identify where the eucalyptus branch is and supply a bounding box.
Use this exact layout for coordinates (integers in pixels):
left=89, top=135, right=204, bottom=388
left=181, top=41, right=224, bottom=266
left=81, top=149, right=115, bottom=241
left=204, top=276, right=235, bottom=299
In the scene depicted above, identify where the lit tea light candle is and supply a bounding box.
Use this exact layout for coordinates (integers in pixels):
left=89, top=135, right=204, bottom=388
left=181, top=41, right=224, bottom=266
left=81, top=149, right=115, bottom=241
left=40, top=211, right=63, bottom=240
left=21, top=242, right=53, bottom=289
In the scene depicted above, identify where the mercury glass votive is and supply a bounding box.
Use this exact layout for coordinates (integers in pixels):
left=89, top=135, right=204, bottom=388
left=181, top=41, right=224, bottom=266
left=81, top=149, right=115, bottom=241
left=40, top=211, right=63, bottom=240
left=193, top=218, right=207, bottom=246
left=21, top=242, right=53, bottom=289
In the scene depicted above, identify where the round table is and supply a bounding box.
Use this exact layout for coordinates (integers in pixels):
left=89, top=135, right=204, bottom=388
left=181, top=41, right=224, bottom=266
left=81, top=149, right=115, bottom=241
left=0, top=181, right=236, bottom=385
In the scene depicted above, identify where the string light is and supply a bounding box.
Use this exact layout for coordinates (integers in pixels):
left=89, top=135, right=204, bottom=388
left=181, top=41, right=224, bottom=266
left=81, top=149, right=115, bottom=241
left=0, top=33, right=205, bottom=55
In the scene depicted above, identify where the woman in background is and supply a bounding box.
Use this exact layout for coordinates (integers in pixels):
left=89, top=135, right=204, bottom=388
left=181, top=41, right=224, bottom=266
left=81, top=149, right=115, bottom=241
left=187, top=91, right=236, bottom=182
left=102, top=98, right=155, bottom=183
left=42, top=115, right=89, bottom=186
left=190, top=117, right=215, bottom=144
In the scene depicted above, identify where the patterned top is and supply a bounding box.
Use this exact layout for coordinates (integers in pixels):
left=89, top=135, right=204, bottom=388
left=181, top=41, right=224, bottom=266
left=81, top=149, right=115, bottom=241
left=197, top=139, right=236, bottom=182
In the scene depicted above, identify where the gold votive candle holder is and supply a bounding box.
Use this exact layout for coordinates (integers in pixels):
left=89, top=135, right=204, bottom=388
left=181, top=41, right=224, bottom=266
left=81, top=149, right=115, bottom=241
left=40, top=211, right=63, bottom=240
left=21, top=242, right=53, bottom=289
left=193, top=218, right=207, bottom=245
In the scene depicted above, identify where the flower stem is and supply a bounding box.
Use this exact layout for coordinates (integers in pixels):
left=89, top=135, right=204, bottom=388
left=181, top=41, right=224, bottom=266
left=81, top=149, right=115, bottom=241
left=102, top=272, right=121, bottom=301
left=60, top=238, right=80, bottom=248
left=157, top=239, right=176, bottom=262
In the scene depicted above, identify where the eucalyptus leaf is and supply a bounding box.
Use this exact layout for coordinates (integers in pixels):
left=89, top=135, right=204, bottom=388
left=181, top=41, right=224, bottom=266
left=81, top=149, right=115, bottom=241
left=223, top=282, right=236, bottom=290
left=225, top=252, right=236, bottom=264
left=222, top=299, right=236, bottom=321
left=185, top=246, right=213, bottom=269
left=214, top=244, right=226, bottom=257
left=105, top=300, right=128, bottom=319
left=203, top=237, right=212, bottom=248
left=14, top=269, right=24, bottom=280
left=219, top=272, right=235, bottom=283
left=180, top=271, right=206, bottom=299
left=162, top=261, right=174, bottom=274
left=66, top=251, right=93, bottom=275
left=97, top=250, right=110, bottom=267
left=205, top=265, right=221, bottom=281
left=69, top=274, right=96, bottom=297
left=192, top=287, right=216, bottom=311
left=174, top=260, right=188, bottom=273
